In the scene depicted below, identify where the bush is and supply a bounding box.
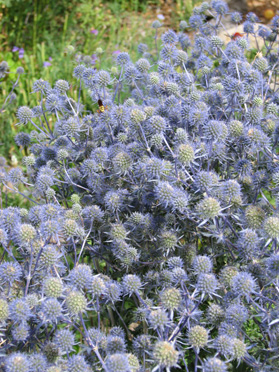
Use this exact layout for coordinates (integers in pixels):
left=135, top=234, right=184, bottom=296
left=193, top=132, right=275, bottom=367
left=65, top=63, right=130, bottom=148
left=1, top=3, right=279, bottom=371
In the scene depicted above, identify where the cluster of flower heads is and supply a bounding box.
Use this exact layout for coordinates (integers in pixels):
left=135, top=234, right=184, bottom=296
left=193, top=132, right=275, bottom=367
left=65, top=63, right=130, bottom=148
left=1, top=2, right=279, bottom=371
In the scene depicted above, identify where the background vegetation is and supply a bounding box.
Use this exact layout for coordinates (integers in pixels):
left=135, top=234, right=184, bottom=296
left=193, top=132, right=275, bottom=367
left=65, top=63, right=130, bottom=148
left=0, top=0, right=199, bottom=161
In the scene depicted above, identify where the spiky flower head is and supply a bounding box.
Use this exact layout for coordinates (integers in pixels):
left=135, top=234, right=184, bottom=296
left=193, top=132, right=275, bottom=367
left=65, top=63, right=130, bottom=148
left=130, top=109, right=146, bottom=124
left=126, top=354, right=140, bottom=372
left=245, top=205, right=265, bottom=229
left=8, top=168, right=26, bottom=186
left=116, top=52, right=130, bottom=66
left=175, top=50, right=188, bottom=66
left=113, top=152, right=133, bottom=174
left=188, top=325, right=208, bottom=350
left=203, top=357, right=228, bottom=372
left=110, top=223, right=128, bottom=241
left=64, top=117, right=80, bottom=137
left=138, top=43, right=148, bottom=53
left=73, top=64, right=86, bottom=78
left=162, top=30, right=178, bottom=45
left=62, top=219, right=78, bottom=239
left=226, top=304, right=248, bottom=326
left=19, top=223, right=36, bottom=243
left=12, top=322, right=30, bottom=342
left=42, top=298, right=62, bottom=323
left=193, top=255, right=213, bottom=274
left=0, top=298, right=9, bottom=322
left=149, top=72, right=160, bottom=85
left=40, top=245, right=61, bottom=268
left=55, top=328, right=75, bottom=353
left=161, top=287, right=182, bottom=310
left=65, top=290, right=87, bottom=315
left=210, top=36, right=224, bottom=48
left=15, top=132, right=31, bottom=147
left=105, top=353, right=130, bottom=372
left=197, top=197, right=221, bottom=220
left=153, top=341, right=179, bottom=369
left=0, top=227, right=8, bottom=245
left=149, top=309, right=169, bottom=330
left=26, top=293, right=39, bottom=308
left=67, top=355, right=90, bottom=372
left=88, top=327, right=107, bottom=349
left=150, top=133, right=164, bottom=148
left=204, top=120, right=228, bottom=141
left=207, top=303, right=224, bottom=325
left=5, top=353, right=30, bottom=372
left=97, top=70, right=110, bottom=87
left=106, top=335, right=126, bottom=354
left=231, top=11, right=242, bottom=23
left=167, top=256, right=184, bottom=269
left=105, top=281, right=122, bottom=303
left=229, top=120, right=243, bottom=137
left=160, top=230, right=177, bottom=251
left=254, top=57, right=268, bottom=72
left=0, top=60, right=9, bottom=78
left=232, top=338, right=247, bottom=360
left=122, top=274, right=142, bottom=295
left=264, top=217, right=279, bottom=239
left=219, top=266, right=239, bottom=288
left=149, top=115, right=167, bottom=133
left=177, top=143, right=195, bottom=165
left=70, top=264, right=92, bottom=290
left=215, top=334, right=233, bottom=358
left=89, top=275, right=106, bottom=298
left=43, top=342, right=59, bottom=363
left=156, top=181, right=174, bottom=207
left=174, top=128, right=188, bottom=144
left=29, top=353, right=48, bottom=372
left=266, top=253, right=279, bottom=276
left=136, top=58, right=150, bottom=73
left=232, top=272, right=256, bottom=300
left=55, top=79, right=70, bottom=93
left=17, top=106, right=33, bottom=124
left=197, top=273, right=218, bottom=296
left=0, top=262, right=22, bottom=285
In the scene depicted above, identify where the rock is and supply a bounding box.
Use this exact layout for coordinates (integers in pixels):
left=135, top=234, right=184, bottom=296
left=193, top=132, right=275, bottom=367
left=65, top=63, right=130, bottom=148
left=227, top=0, right=248, bottom=13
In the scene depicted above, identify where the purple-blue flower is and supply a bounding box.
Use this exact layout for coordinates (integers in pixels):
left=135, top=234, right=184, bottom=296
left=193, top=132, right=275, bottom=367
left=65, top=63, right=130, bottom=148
left=18, top=48, right=25, bottom=59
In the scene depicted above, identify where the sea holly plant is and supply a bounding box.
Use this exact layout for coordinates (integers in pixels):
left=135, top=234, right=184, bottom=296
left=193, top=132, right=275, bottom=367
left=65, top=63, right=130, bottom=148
left=1, top=2, right=279, bottom=371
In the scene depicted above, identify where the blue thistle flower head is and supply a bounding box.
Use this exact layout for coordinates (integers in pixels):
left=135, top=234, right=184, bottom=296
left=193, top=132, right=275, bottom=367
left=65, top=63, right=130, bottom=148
left=0, top=261, right=22, bottom=285
left=232, top=272, right=256, bottom=301
left=243, top=21, right=255, bottom=34
left=105, top=353, right=130, bottom=372
left=231, top=11, right=242, bottom=24
left=212, top=0, right=228, bottom=14
left=246, top=12, right=259, bottom=23
left=116, top=52, right=131, bottom=66
left=161, top=30, right=179, bottom=45
left=9, top=298, right=32, bottom=323
left=5, top=353, right=30, bottom=372
left=189, top=15, right=204, bottom=30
